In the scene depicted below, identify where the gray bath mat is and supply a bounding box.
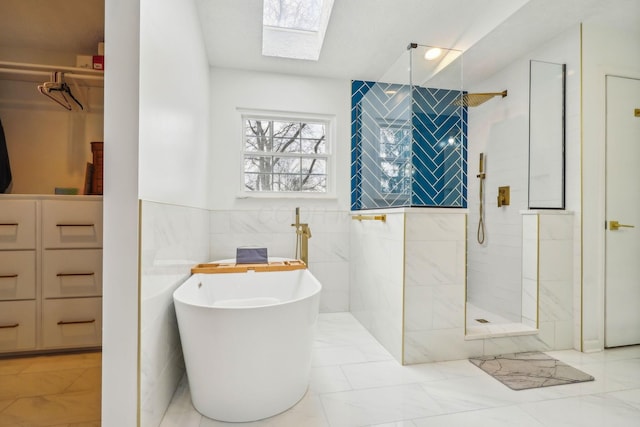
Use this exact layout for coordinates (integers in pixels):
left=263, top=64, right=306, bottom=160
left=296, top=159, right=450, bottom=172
left=469, top=351, right=594, bottom=390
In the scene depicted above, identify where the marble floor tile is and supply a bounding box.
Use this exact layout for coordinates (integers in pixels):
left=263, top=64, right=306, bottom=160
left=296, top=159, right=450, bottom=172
left=410, top=405, right=546, bottom=427
left=418, top=374, right=544, bottom=414
left=308, top=366, right=352, bottom=394
left=607, top=388, right=640, bottom=411
left=340, top=360, right=448, bottom=389
left=319, top=384, right=444, bottom=427
left=199, top=391, right=329, bottom=427
left=312, top=342, right=392, bottom=367
left=518, top=393, right=640, bottom=427
left=159, top=313, right=640, bottom=427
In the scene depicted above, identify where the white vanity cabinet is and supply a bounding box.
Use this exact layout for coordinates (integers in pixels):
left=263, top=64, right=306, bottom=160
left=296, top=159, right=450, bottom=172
left=0, top=196, right=102, bottom=354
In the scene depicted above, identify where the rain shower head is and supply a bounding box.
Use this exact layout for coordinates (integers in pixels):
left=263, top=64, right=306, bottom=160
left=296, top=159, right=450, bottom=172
left=453, top=90, right=508, bottom=107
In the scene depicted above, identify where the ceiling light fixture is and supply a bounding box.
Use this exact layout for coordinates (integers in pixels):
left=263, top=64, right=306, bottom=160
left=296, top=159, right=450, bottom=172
left=424, top=47, right=442, bottom=61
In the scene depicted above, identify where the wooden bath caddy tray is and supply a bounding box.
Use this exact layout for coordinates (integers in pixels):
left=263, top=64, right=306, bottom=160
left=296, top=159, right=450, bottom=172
left=191, top=260, right=307, bottom=274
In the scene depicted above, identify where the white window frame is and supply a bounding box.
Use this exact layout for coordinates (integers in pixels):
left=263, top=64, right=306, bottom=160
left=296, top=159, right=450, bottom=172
left=238, top=109, right=336, bottom=199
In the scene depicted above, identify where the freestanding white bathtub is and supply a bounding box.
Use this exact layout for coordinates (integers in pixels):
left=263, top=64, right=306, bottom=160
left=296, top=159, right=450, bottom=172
left=173, top=258, right=322, bottom=422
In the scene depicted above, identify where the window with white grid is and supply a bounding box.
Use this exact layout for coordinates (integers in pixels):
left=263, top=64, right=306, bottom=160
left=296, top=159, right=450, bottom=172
left=242, top=114, right=331, bottom=194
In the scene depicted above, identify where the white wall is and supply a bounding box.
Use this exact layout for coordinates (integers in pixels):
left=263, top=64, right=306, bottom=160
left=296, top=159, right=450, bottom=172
left=138, top=0, right=211, bottom=425
left=139, top=0, right=210, bottom=208
left=208, top=68, right=351, bottom=312
left=103, top=0, right=140, bottom=425
left=581, top=15, right=640, bottom=352
left=466, top=26, right=581, bottom=323
left=104, top=0, right=211, bottom=425
left=209, top=68, right=350, bottom=211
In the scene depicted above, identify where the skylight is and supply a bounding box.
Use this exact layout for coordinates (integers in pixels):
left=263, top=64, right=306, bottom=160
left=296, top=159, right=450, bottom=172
left=262, top=0, right=335, bottom=61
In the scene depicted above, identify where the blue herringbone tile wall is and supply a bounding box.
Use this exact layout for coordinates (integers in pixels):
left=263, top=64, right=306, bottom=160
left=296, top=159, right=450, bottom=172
left=351, top=80, right=467, bottom=210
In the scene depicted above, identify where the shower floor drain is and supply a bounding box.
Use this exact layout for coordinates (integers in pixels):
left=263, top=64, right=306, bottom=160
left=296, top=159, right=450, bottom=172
left=475, top=318, right=490, bottom=324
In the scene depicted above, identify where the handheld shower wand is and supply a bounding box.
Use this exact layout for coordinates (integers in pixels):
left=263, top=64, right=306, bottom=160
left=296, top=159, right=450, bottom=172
left=477, top=153, right=486, bottom=244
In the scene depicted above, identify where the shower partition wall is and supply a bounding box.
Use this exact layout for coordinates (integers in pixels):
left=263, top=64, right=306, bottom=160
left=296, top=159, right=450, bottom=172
left=351, top=44, right=466, bottom=210
left=350, top=44, right=473, bottom=365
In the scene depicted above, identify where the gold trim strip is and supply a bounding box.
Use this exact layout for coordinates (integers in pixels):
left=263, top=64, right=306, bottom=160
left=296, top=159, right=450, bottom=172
left=137, top=199, right=142, bottom=427
left=536, top=214, right=540, bottom=330
left=579, top=23, right=584, bottom=352
left=351, top=214, right=386, bottom=222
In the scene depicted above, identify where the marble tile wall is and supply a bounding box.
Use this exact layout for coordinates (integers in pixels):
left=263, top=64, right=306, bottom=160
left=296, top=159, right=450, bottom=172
left=466, top=27, right=581, bottom=327
left=209, top=208, right=350, bottom=312
left=349, top=209, right=478, bottom=364
left=538, top=212, right=574, bottom=349
left=403, top=211, right=473, bottom=364
left=474, top=212, right=574, bottom=356
left=350, top=208, right=574, bottom=366
left=349, top=211, right=405, bottom=363
left=139, top=201, right=210, bottom=427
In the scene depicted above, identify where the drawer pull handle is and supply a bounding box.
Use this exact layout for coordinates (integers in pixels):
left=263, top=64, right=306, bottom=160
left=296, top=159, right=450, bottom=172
left=0, top=223, right=18, bottom=226
left=0, top=323, right=19, bottom=329
left=56, top=223, right=95, bottom=227
left=0, top=274, right=18, bottom=279
left=56, top=272, right=95, bottom=277
left=57, top=319, right=96, bottom=326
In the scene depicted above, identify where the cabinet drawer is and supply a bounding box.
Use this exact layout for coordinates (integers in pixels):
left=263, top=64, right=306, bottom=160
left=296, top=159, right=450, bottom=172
left=42, top=200, right=103, bottom=249
left=43, top=249, right=102, bottom=298
left=0, top=300, right=36, bottom=352
left=0, top=251, right=36, bottom=300
left=42, top=297, right=102, bottom=349
left=0, top=200, right=36, bottom=250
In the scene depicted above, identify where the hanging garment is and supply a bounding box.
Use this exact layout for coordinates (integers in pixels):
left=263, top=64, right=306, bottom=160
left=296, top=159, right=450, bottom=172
left=0, top=118, right=12, bottom=193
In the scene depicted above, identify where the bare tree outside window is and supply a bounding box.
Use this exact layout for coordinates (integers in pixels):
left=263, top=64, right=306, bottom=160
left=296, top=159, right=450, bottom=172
left=243, top=118, right=328, bottom=193
left=379, top=125, right=411, bottom=195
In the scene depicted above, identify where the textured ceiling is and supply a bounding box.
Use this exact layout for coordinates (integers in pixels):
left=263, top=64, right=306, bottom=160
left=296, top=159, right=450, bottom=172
left=195, top=0, right=530, bottom=82
left=1, top=0, right=638, bottom=87
left=195, top=0, right=640, bottom=85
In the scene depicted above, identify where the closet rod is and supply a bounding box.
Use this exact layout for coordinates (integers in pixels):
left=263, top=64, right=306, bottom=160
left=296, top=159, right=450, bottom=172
left=0, top=68, right=103, bottom=81
left=0, top=60, right=103, bottom=75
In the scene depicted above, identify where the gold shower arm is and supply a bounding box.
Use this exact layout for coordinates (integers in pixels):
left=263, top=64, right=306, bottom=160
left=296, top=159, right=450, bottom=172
left=351, top=214, right=386, bottom=222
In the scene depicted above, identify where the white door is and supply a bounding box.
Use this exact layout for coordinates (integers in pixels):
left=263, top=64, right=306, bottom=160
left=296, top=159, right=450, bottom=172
left=605, top=75, right=640, bottom=348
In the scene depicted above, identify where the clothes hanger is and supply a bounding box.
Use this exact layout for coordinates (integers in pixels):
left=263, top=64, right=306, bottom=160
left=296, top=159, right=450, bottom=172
left=38, top=83, right=72, bottom=110
left=37, top=72, right=84, bottom=111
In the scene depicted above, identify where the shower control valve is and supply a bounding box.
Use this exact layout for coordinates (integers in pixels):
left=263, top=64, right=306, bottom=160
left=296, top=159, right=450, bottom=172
left=497, top=186, right=510, bottom=207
